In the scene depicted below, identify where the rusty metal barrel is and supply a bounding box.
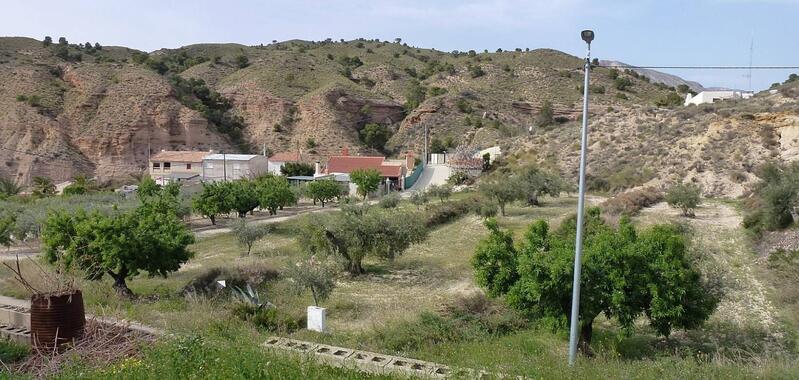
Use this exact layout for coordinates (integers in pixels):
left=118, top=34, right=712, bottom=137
left=30, top=290, right=85, bottom=348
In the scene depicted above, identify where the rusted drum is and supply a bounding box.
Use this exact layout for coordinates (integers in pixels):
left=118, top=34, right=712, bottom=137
left=30, top=290, right=85, bottom=348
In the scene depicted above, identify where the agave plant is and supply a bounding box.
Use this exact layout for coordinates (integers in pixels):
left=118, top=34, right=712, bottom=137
left=233, top=284, right=275, bottom=310
left=0, top=177, right=21, bottom=199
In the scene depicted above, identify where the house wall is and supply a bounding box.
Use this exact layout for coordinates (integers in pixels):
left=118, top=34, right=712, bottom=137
left=202, top=156, right=269, bottom=181
left=149, top=160, right=203, bottom=183
left=267, top=160, right=285, bottom=175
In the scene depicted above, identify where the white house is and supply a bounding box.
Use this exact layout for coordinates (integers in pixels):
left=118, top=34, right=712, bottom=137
left=684, top=90, right=754, bottom=106
left=202, top=154, right=268, bottom=181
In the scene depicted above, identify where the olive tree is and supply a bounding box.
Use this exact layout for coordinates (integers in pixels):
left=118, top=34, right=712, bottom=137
left=41, top=186, right=195, bottom=297
left=517, top=165, right=567, bottom=206
left=427, top=184, right=453, bottom=203
left=479, top=177, right=521, bottom=216
left=285, top=255, right=336, bottom=306
left=473, top=208, right=719, bottom=355
left=665, top=182, right=702, bottom=217
left=300, top=209, right=427, bottom=275
left=232, top=220, right=271, bottom=255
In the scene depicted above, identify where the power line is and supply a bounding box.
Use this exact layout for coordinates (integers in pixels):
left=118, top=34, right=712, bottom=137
left=599, top=65, right=799, bottom=70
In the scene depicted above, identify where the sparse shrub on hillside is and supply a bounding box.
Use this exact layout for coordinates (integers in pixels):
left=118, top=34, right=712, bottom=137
left=600, top=187, right=663, bottom=216
left=536, top=100, right=554, bottom=127
left=235, top=54, right=249, bottom=68
left=665, top=182, right=702, bottom=217
left=42, top=36, right=52, bottom=47
left=607, top=68, right=619, bottom=79
left=447, top=171, right=471, bottom=186
left=378, top=192, right=400, bottom=208
left=403, top=79, right=426, bottom=110
left=655, top=92, right=684, bottom=107
left=456, top=98, right=473, bottom=114
left=305, top=138, right=316, bottom=149
left=743, top=162, right=799, bottom=233
left=468, top=64, right=485, bottom=78
left=615, top=93, right=628, bottom=100
left=473, top=209, right=719, bottom=355
left=614, top=77, right=633, bottom=91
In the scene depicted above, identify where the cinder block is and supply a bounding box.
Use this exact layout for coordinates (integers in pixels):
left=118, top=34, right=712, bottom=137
left=312, top=344, right=355, bottom=367
left=428, top=364, right=452, bottom=378
left=386, top=357, right=434, bottom=377
left=0, top=305, right=31, bottom=330
left=0, top=325, right=31, bottom=345
left=349, top=351, right=392, bottom=374
left=279, top=338, right=318, bottom=354
left=261, top=336, right=286, bottom=349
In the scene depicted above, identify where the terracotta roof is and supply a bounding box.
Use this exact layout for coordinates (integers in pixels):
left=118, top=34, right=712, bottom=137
left=269, top=151, right=301, bottom=162
left=150, top=151, right=208, bottom=163
left=326, top=156, right=403, bottom=177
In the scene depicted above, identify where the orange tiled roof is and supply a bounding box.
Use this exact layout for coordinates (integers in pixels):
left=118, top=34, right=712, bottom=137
left=150, top=151, right=208, bottom=163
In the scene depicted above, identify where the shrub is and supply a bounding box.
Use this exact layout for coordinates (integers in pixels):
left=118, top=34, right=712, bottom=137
left=600, top=187, right=663, bottom=216
left=665, top=183, right=702, bottom=217
left=425, top=198, right=473, bottom=227
left=447, top=171, right=471, bottom=186
left=378, top=192, right=400, bottom=208
left=232, top=220, right=271, bottom=255
left=181, top=264, right=279, bottom=296
left=359, top=123, right=392, bottom=150
left=614, top=77, right=633, bottom=91
left=280, top=162, right=314, bottom=177
left=427, top=184, right=453, bottom=203
left=536, top=100, right=554, bottom=127
left=655, top=92, right=684, bottom=107
left=743, top=162, right=799, bottom=233
left=231, top=304, right=302, bottom=333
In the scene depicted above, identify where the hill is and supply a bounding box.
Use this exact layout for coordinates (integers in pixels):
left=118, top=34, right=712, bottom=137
left=0, top=36, right=685, bottom=185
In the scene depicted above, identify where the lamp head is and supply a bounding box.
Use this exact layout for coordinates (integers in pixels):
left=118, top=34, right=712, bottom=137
left=581, top=30, right=594, bottom=44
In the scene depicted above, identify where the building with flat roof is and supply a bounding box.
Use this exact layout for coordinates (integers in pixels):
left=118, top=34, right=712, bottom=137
left=267, top=151, right=304, bottom=175
left=684, top=90, right=754, bottom=106
left=202, top=154, right=268, bottom=181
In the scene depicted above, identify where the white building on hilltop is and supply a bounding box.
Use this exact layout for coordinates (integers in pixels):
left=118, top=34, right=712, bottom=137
left=684, top=90, right=754, bottom=106
left=202, top=154, right=268, bottom=181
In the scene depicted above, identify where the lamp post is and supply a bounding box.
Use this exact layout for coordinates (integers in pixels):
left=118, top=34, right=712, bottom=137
left=568, top=29, right=594, bottom=367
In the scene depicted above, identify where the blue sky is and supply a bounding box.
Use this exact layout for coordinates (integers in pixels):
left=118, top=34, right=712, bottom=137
left=2, top=0, right=797, bottom=90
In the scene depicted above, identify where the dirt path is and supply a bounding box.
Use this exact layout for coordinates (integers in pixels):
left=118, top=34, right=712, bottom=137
left=638, top=201, right=778, bottom=333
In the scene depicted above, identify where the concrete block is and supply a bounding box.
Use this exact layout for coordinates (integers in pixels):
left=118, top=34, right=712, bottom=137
left=0, top=305, right=30, bottom=329
left=261, top=336, right=286, bottom=349
left=279, top=338, right=318, bottom=354
left=349, top=350, right=392, bottom=374
left=307, top=306, right=326, bottom=332
left=428, top=364, right=452, bottom=378
left=386, top=357, right=435, bottom=377
left=312, top=344, right=355, bottom=367
left=0, top=324, right=32, bottom=345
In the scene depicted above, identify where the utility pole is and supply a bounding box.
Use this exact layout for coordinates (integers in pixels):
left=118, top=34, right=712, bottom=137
left=568, top=29, right=594, bottom=367
left=223, top=152, right=227, bottom=182
left=423, top=123, right=428, bottom=166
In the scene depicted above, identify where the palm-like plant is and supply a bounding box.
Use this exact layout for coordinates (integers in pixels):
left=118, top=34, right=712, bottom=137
left=0, top=177, right=21, bottom=199
left=32, top=176, right=55, bottom=197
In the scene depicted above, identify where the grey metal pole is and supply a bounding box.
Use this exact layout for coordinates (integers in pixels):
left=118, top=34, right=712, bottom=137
left=423, top=123, right=428, bottom=166
left=568, top=34, right=592, bottom=366
left=223, top=152, right=227, bottom=182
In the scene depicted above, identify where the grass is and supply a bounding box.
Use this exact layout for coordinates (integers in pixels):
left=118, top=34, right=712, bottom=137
left=2, top=195, right=799, bottom=378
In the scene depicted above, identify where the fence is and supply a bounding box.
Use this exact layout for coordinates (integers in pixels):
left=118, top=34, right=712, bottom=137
left=404, top=165, right=424, bottom=189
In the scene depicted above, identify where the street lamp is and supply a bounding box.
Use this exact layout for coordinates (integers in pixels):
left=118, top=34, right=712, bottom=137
left=568, top=29, right=593, bottom=367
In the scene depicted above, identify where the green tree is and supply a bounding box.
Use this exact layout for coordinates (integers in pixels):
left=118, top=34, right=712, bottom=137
left=280, top=162, right=314, bottom=177
left=192, top=181, right=232, bottom=225
left=360, top=123, right=391, bottom=150
left=676, top=84, right=690, bottom=94
left=474, top=209, right=719, bottom=354
left=227, top=179, right=260, bottom=217
left=350, top=168, right=381, bottom=200
left=743, top=162, right=799, bottom=232
left=306, top=179, right=342, bottom=207
left=63, top=175, right=95, bottom=196
left=300, top=209, right=427, bottom=274
left=655, top=92, right=684, bottom=107
left=665, top=182, right=702, bottom=217
left=427, top=184, right=452, bottom=203
left=58, top=37, right=68, bottom=45
left=517, top=165, right=567, bottom=206
left=257, top=176, right=297, bottom=215
left=42, top=193, right=194, bottom=297
left=536, top=100, right=554, bottom=127
left=479, top=177, right=521, bottom=216
left=0, top=213, right=15, bottom=248
left=471, top=218, right=518, bottom=296
left=285, top=255, right=337, bottom=306
left=614, top=77, right=633, bottom=91
left=43, top=36, right=52, bottom=47
left=232, top=219, right=270, bottom=255
left=409, top=190, right=429, bottom=209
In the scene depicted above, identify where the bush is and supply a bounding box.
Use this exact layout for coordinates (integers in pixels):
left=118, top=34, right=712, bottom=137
left=425, top=198, right=473, bottom=227
left=665, top=183, right=702, bottom=217
left=743, top=162, right=799, bottom=233
left=0, top=339, right=29, bottom=362
left=378, top=192, right=400, bottom=208
left=280, top=162, right=314, bottom=177
left=447, top=171, right=471, bottom=186
left=359, top=123, right=392, bottom=150
left=231, top=304, right=302, bottom=333
left=600, top=187, right=663, bottom=216
left=181, top=264, right=279, bottom=296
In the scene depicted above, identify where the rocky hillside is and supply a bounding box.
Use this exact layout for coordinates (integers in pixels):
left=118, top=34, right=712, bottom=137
left=0, top=36, right=684, bottom=184
left=1, top=36, right=796, bottom=197
left=506, top=81, right=799, bottom=197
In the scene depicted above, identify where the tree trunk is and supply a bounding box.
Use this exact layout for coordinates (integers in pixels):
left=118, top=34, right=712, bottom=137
left=311, top=286, right=319, bottom=306
left=210, top=215, right=216, bottom=225
left=320, top=200, right=325, bottom=207
left=500, top=203, right=506, bottom=216
left=348, top=259, right=364, bottom=275
left=108, top=270, right=134, bottom=298
left=578, top=321, right=595, bottom=357
left=527, top=193, right=539, bottom=206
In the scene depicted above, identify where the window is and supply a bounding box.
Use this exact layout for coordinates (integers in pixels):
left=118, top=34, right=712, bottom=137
left=186, top=163, right=192, bottom=170
left=153, top=162, right=160, bottom=170
left=206, top=162, right=214, bottom=169
left=164, top=162, right=171, bottom=171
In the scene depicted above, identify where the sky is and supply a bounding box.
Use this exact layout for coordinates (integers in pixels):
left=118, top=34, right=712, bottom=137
left=1, top=0, right=797, bottom=90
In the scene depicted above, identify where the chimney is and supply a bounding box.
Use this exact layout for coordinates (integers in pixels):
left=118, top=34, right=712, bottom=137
left=341, top=146, right=349, bottom=156
left=314, top=161, right=322, bottom=177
